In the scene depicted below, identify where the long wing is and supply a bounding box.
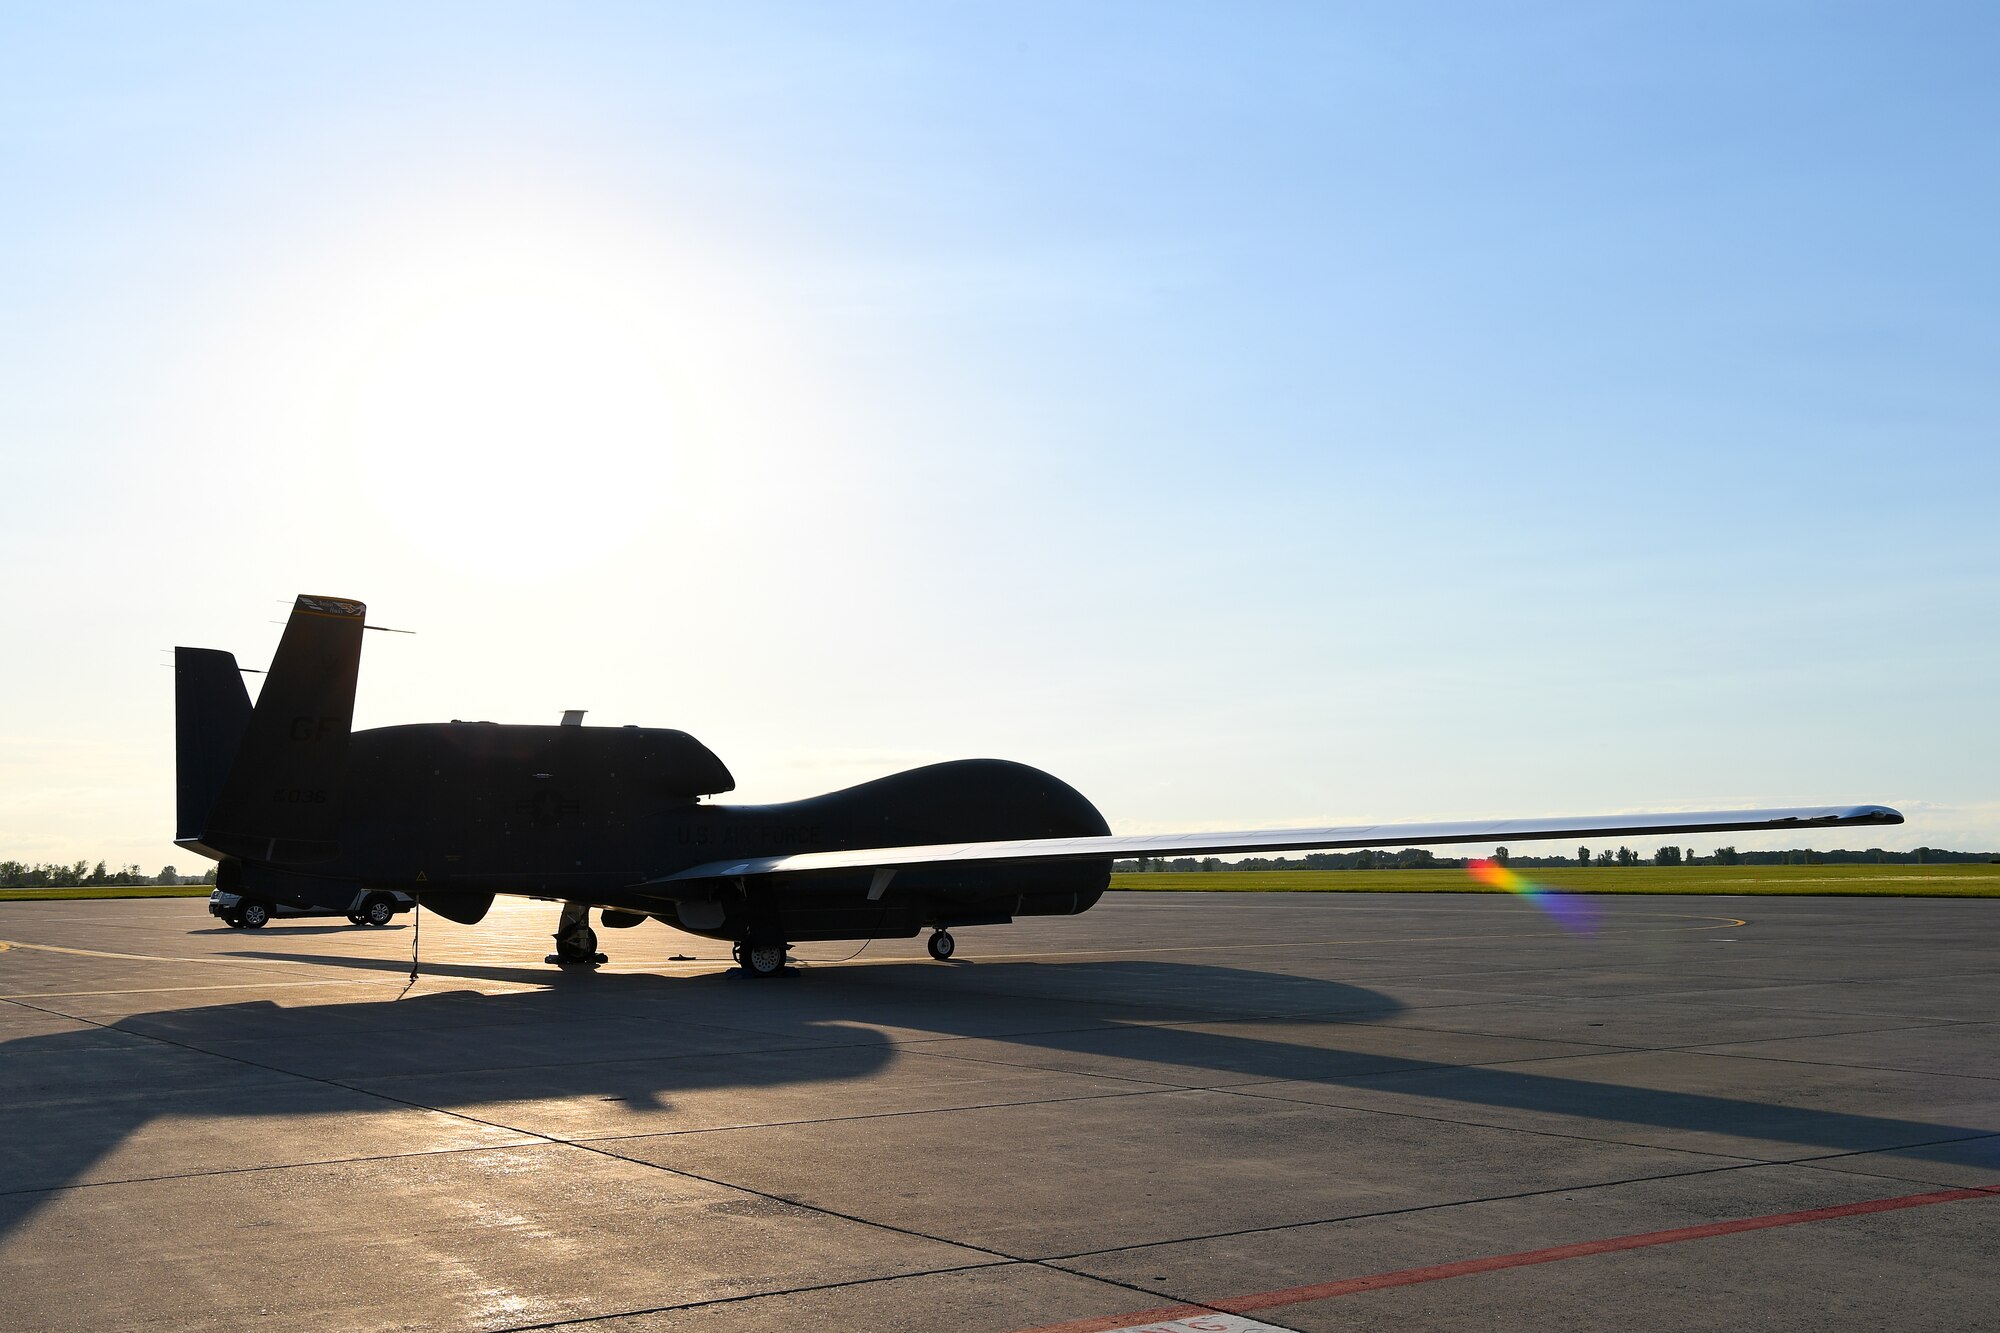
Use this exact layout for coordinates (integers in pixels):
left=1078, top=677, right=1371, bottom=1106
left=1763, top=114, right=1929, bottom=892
left=648, top=803, right=1903, bottom=887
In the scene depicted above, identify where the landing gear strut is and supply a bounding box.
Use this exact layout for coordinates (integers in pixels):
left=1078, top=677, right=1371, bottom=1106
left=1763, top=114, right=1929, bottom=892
left=546, top=901, right=607, bottom=969
left=927, top=929, right=956, bottom=962
left=732, top=877, right=792, bottom=978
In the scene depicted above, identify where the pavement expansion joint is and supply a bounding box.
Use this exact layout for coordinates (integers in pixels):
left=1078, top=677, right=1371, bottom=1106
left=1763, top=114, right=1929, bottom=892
left=1625, top=994, right=1984, bottom=1025
left=883, top=1018, right=1202, bottom=1047
left=479, top=1258, right=1274, bottom=1333
left=0, top=1138, right=551, bottom=1200
left=1613, top=1017, right=1973, bottom=1053
left=1677, top=1044, right=2000, bottom=1083
left=488, top=1264, right=1022, bottom=1332
left=895, top=1033, right=1651, bottom=1105
left=568, top=1085, right=1172, bottom=1144
left=1206, top=1080, right=1829, bottom=1163
left=1025, top=1156, right=1888, bottom=1267
left=319, top=1035, right=864, bottom=1083
left=497, top=1151, right=1261, bottom=1333
left=1779, top=1133, right=2000, bottom=1179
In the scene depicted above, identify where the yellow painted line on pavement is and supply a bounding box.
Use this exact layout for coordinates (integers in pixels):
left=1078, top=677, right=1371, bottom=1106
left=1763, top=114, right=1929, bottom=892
left=0, top=938, right=323, bottom=967
left=1, top=978, right=406, bottom=999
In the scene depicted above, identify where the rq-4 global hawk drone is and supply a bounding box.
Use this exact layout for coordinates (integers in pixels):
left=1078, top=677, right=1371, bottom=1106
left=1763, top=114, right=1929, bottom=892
left=175, top=596, right=1903, bottom=976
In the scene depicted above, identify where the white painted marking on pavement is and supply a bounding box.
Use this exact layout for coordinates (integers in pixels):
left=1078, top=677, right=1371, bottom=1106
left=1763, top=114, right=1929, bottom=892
left=1100, top=1317, right=1292, bottom=1333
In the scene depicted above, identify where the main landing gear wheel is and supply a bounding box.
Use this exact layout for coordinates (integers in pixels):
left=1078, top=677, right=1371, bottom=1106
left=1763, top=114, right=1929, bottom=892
left=546, top=903, right=607, bottom=969
left=927, top=929, right=956, bottom=962
left=237, top=900, right=271, bottom=929
left=742, top=943, right=789, bottom=978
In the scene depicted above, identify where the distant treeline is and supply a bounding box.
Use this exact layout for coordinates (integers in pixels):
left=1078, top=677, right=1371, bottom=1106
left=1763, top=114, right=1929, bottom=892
left=0, top=861, right=216, bottom=889
left=1115, top=845, right=1998, bottom=873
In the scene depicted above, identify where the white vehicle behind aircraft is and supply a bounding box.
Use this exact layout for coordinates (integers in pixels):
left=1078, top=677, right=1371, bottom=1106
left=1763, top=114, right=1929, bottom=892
left=208, top=886, right=416, bottom=929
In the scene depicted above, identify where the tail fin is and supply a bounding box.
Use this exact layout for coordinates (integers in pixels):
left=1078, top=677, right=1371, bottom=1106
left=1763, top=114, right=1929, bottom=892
left=174, top=647, right=253, bottom=849
left=201, top=595, right=366, bottom=863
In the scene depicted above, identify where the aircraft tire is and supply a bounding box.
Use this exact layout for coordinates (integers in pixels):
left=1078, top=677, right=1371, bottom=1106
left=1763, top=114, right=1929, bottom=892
left=238, top=900, right=271, bottom=929
left=547, top=922, right=603, bottom=969
left=744, top=943, right=788, bottom=978
left=927, top=929, right=956, bottom=962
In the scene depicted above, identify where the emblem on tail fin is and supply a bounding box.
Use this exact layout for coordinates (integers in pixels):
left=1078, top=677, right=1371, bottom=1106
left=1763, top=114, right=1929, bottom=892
left=293, top=596, right=365, bottom=618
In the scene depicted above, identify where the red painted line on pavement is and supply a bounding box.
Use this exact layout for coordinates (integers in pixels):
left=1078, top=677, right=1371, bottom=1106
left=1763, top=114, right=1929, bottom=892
left=1023, top=1184, right=2000, bottom=1333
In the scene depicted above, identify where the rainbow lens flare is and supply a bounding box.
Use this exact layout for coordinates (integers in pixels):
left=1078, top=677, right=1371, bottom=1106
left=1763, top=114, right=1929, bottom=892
left=1467, top=858, right=1596, bottom=932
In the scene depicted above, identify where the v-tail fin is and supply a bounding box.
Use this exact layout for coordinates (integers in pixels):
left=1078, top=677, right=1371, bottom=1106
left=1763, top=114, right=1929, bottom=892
left=173, top=647, right=252, bottom=851
left=200, top=594, right=366, bottom=863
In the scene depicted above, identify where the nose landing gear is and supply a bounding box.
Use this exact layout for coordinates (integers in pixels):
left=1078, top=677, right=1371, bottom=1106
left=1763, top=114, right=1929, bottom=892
left=731, top=940, right=793, bottom=978
left=927, top=928, right=956, bottom=962
left=741, top=942, right=790, bottom=977
left=546, top=901, right=608, bottom=969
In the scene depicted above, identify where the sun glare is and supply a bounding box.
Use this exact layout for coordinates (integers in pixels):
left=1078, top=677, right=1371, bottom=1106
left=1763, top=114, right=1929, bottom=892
left=336, top=253, right=689, bottom=575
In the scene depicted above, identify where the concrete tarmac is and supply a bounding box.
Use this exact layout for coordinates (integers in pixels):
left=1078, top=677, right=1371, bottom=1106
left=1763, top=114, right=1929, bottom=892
left=1, top=890, right=1995, bottom=1331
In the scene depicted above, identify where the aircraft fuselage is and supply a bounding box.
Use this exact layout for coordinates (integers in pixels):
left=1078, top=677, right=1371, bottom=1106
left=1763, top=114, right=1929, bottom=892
left=205, top=721, right=1111, bottom=942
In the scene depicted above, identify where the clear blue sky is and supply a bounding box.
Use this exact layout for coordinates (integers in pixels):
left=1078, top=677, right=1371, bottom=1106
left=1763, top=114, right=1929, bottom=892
left=3, top=2, right=1995, bottom=869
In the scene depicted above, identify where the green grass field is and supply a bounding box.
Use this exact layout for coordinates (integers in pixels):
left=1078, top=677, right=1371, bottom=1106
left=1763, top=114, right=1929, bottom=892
left=1112, top=862, right=2000, bottom=897
left=0, top=885, right=214, bottom=902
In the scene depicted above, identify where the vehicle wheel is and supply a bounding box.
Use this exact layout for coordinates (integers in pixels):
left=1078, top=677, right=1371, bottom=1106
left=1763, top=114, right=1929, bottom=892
left=927, top=929, right=956, bottom=962
left=744, top=943, right=788, bottom=977
left=238, top=900, right=272, bottom=929
left=361, top=895, right=396, bottom=927
left=224, top=914, right=247, bottom=929
left=731, top=941, right=746, bottom=967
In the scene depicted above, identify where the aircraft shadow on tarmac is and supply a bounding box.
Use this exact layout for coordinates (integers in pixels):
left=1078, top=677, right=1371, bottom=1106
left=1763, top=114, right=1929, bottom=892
left=2, top=955, right=1994, bottom=1244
